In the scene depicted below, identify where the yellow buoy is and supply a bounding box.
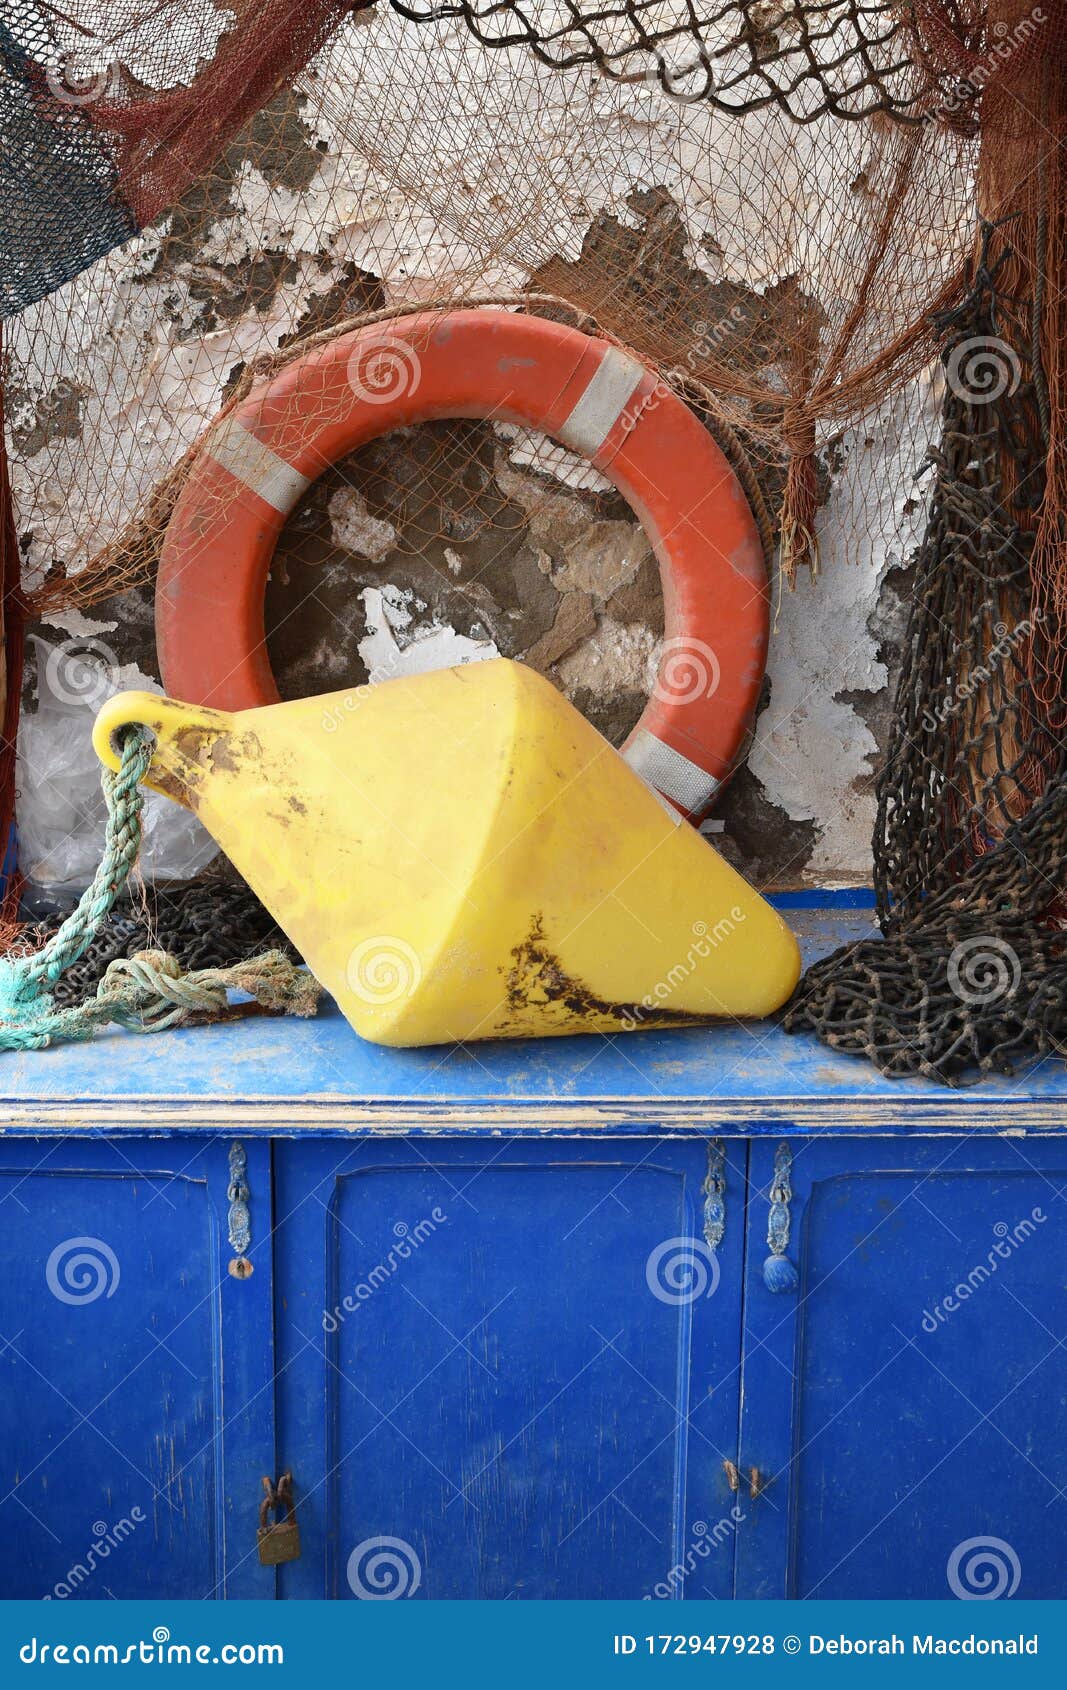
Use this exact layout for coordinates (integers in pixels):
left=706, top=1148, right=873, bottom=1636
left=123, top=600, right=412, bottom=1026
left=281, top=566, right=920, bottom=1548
left=93, top=660, right=799, bottom=1047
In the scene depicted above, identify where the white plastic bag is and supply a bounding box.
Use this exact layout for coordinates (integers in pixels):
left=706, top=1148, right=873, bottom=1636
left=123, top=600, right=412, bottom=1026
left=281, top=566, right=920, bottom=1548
left=17, top=636, right=219, bottom=900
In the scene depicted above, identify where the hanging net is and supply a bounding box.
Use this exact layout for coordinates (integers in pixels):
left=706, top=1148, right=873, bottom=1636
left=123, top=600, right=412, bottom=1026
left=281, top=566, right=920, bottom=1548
left=2, top=0, right=1066, bottom=1081
left=787, top=224, right=1067, bottom=1080
left=394, top=0, right=959, bottom=122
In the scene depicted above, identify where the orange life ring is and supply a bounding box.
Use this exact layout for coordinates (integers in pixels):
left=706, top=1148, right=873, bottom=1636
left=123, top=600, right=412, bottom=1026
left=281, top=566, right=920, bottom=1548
left=156, top=309, right=768, bottom=819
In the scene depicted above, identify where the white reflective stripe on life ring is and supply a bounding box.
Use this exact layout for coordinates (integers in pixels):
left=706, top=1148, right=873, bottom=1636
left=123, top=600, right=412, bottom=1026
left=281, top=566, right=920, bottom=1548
left=624, top=729, right=722, bottom=814
left=557, top=347, right=647, bottom=458
left=207, top=414, right=312, bottom=514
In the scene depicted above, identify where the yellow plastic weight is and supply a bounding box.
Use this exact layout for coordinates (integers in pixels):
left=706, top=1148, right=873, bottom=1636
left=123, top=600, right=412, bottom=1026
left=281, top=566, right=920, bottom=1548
left=93, top=660, right=800, bottom=1047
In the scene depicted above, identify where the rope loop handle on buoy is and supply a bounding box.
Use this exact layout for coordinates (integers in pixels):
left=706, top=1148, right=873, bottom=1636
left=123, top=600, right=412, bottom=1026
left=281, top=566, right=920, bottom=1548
left=0, top=726, right=319, bottom=1051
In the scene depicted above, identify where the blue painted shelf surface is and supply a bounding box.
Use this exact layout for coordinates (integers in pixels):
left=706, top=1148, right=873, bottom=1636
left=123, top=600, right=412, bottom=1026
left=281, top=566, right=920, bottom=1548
left=0, top=908, right=1063, bottom=1132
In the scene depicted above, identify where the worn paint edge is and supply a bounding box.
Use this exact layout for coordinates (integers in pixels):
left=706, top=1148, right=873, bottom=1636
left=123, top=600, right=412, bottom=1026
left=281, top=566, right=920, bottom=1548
left=0, top=1101, right=1058, bottom=1134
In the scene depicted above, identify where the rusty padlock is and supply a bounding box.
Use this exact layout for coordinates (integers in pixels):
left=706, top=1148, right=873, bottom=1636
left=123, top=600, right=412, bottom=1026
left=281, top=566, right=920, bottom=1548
left=257, top=1472, right=301, bottom=1565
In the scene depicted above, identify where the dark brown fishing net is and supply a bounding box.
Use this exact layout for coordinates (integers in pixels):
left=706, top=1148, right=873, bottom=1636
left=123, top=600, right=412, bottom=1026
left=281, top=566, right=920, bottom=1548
left=394, top=0, right=933, bottom=121
left=786, top=223, right=1067, bottom=1081
left=0, top=323, right=23, bottom=939
left=787, top=22, right=1067, bottom=1082
left=33, top=879, right=297, bottom=1007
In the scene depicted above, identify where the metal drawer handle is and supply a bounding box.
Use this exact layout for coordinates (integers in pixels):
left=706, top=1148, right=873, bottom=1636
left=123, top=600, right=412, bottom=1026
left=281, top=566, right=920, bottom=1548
left=763, top=1141, right=798, bottom=1293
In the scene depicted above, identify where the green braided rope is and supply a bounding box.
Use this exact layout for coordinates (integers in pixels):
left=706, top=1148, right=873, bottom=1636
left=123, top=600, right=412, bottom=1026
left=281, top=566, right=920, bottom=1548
left=0, top=727, right=320, bottom=1051
left=22, top=728, right=154, bottom=994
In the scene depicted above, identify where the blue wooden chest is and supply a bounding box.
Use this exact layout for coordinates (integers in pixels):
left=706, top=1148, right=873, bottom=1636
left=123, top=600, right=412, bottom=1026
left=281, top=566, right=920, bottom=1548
left=1, top=906, right=1064, bottom=1600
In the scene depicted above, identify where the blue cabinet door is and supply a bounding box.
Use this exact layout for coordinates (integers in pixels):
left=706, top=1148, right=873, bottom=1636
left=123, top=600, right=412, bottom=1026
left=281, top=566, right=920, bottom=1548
left=273, top=1136, right=745, bottom=1599
left=736, top=1135, right=1067, bottom=1599
left=0, top=1137, right=277, bottom=1599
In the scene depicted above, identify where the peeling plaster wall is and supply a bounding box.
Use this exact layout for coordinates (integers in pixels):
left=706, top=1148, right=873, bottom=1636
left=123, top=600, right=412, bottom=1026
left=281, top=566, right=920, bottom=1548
left=749, top=379, right=939, bottom=882
left=9, top=13, right=944, bottom=895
